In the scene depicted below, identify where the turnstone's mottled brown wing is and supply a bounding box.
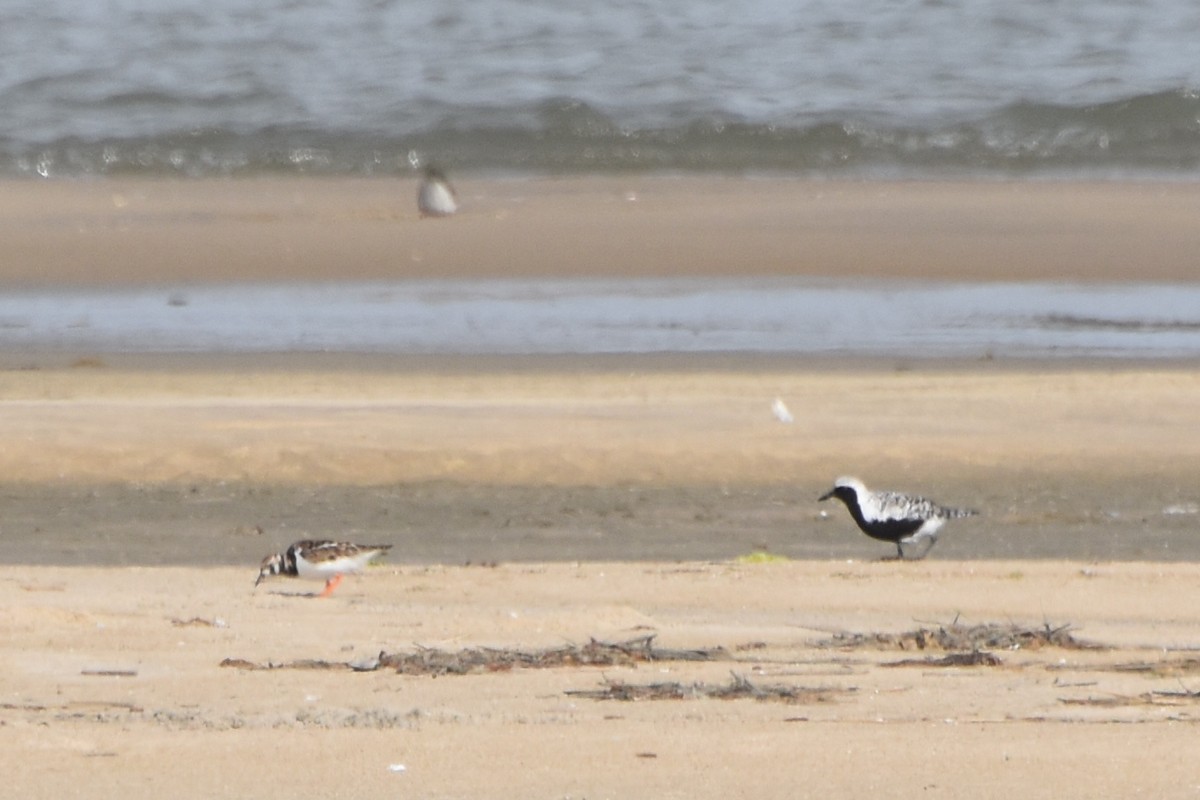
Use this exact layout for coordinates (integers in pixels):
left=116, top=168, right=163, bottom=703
left=295, top=540, right=391, bottom=564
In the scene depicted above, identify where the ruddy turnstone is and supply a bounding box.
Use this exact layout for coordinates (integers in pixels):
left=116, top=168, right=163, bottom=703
left=819, top=476, right=977, bottom=560
left=417, top=167, right=458, bottom=217
left=255, top=540, right=393, bottom=597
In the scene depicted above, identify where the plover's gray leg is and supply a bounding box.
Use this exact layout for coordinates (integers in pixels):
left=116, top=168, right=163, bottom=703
left=876, top=544, right=905, bottom=562
left=899, top=535, right=937, bottom=561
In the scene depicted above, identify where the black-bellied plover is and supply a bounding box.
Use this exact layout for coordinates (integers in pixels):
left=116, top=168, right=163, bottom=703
left=819, top=476, right=977, bottom=560
left=255, top=540, right=393, bottom=597
left=417, top=167, right=458, bottom=217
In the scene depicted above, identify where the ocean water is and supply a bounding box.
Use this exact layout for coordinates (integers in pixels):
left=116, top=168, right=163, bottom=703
left=1, top=0, right=1198, bottom=178
left=3, top=279, right=1199, bottom=359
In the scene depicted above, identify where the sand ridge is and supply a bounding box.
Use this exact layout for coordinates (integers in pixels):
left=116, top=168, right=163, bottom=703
left=4, top=177, right=1200, bottom=286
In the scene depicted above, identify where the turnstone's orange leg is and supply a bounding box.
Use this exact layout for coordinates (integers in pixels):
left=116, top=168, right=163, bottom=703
left=318, top=574, right=344, bottom=598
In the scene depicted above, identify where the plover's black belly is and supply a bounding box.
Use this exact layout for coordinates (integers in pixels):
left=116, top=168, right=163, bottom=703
left=855, top=516, right=926, bottom=543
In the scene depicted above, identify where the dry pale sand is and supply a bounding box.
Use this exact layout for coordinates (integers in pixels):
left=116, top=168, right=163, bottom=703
left=1, top=178, right=1199, bottom=797
left=3, top=561, right=1200, bottom=799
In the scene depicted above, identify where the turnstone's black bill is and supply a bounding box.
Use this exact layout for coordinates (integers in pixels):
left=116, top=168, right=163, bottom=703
left=255, top=540, right=393, bottom=597
left=417, top=167, right=458, bottom=217
left=819, top=476, right=977, bottom=560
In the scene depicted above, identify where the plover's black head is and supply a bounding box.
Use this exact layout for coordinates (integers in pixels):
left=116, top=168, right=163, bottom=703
left=819, top=475, right=867, bottom=506
left=255, top=552, right=284, bottom=586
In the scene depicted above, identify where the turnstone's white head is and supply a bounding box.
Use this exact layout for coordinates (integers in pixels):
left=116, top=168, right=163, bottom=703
left=417, top=167, right=458, bottom=217
left=255, top=539, right=393, bottom=597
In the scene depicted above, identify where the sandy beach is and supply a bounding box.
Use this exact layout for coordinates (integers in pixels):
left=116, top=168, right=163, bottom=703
left=2, top=178, right=1199, bottom=797
left=4, top=560, right=1200, bottom=798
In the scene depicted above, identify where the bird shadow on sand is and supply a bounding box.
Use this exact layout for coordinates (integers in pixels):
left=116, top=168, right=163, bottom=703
left=256, top=588, right=325, bottom=598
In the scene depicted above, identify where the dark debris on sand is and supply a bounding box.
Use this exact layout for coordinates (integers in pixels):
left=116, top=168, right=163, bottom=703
left=821, top=620, right=1099, bottom=654
left=1109, top=656, right=1200, bottom=678
left=220, top=635, right=726, bottom=676
left=883, top=650, right=1005, bottom=668
left=380, top=635, right=724, bottom=676
left=565, top=672, right=847, bottom=704
left=219, top=657, right=345, bottom=671
left=1060, top=687, right=1200, bottom=708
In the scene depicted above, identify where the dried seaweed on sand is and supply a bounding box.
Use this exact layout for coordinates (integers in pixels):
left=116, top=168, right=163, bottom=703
left=1060, top=688, right=1200, bottom=708
left=565, top=672, right=846, bottom=704
left=1109, top=656, right=1200, bottom=678
left=821, top=620, right=1098, bottom=652
left=220, top=635, right=725, bottom=676
left=883, top=650, right=1004, bottom=668
left=380, top=635, right=724, bottom=676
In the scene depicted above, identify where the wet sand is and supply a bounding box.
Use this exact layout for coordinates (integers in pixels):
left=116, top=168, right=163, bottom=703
left=3, top=176, right=1200, bottom=286
left=0, top=354, right=1199, bottom=565
left=2, top=178, right=1199, bottom=797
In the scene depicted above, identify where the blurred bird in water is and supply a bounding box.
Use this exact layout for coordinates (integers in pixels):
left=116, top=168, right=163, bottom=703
left=417, top=167, right=458, bottom=217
